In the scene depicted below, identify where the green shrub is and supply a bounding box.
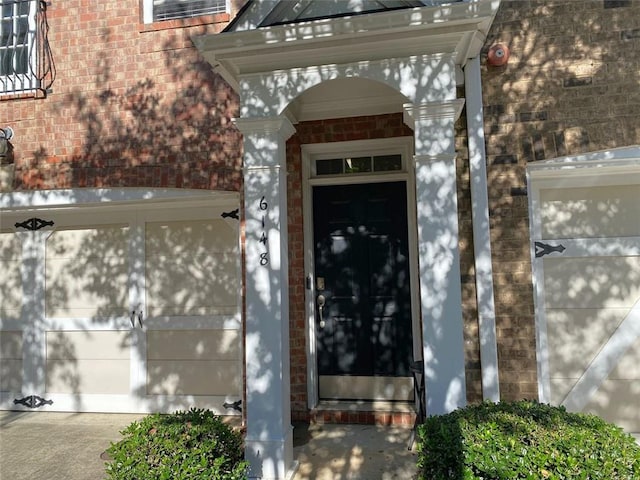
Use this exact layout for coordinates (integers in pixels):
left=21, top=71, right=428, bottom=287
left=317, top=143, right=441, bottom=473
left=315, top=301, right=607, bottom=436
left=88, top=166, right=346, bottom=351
left=104, top=408, right=248, bottom=480
left=417, top=400, right=640, bottom=480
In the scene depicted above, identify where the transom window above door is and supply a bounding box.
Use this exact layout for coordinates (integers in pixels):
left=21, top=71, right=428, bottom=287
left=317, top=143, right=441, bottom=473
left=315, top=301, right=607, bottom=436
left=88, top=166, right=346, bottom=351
left=305, top=137, right=413, bottom=181
left=315, top=154, right=402, bottom=176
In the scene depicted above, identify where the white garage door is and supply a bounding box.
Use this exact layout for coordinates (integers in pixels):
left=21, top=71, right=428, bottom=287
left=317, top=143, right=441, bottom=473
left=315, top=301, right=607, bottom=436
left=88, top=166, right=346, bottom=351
left=529, top=153, right=640, bottom=434
left=0, top=191, right=242, bottom=415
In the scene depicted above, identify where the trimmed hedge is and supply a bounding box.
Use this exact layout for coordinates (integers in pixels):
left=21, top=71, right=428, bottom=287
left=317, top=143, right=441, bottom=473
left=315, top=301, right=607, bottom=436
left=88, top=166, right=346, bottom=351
left=417, top=400, right=640, bottom=479
left=104, top=408, right=247, bottom=480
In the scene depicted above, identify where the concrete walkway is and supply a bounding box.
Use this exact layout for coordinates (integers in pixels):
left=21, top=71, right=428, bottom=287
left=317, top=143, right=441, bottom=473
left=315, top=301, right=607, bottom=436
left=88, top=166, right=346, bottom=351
left=292, top=423, right=418, bottom=480
left=0, top=411, right=418, bottom=480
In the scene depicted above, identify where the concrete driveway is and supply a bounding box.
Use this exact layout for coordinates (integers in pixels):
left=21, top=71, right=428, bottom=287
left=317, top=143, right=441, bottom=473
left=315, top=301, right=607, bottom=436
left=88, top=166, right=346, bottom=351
left=0, top=411, right=418, bottom=480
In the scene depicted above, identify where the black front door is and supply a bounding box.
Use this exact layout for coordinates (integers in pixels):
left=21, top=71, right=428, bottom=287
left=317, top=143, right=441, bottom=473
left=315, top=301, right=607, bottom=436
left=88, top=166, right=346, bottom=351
left=313, top=181, right=412, bottom=398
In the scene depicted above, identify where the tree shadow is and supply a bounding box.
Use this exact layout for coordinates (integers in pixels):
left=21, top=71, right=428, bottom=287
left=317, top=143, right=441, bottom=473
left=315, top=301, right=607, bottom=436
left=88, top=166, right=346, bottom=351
left=480, top=0, right=640, bottom=428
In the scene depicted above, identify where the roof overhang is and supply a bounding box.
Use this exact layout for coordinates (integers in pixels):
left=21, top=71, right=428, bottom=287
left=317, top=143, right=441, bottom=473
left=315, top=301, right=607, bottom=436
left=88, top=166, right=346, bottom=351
left=193, top=0, right=501, bottom=91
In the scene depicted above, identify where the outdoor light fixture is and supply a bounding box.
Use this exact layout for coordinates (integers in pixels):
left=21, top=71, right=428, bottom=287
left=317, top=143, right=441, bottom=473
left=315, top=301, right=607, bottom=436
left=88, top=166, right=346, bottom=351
left=0, top=127, right=14, bottom=160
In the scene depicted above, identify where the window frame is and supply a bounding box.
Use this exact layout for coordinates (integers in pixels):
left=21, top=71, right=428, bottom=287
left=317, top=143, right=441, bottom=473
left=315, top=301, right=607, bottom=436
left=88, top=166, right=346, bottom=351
left=142, top=0, right=230, bottom=24
left=0, top=0, right=38, bottom=95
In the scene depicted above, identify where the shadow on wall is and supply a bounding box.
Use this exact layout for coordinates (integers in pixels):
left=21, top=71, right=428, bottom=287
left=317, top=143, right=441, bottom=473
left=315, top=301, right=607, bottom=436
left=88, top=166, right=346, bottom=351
left=3, top=3, right=638, bottom=476
left=477, top=0, right=640, bottom=402
left=17, top=32, right=242, bottom=191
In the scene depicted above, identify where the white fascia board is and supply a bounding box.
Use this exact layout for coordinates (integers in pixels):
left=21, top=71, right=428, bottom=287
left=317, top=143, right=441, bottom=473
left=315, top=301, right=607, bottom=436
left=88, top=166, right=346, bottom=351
left=193, top=0, right=500, bottom=83
left=0, top=188, right=239, bottom=213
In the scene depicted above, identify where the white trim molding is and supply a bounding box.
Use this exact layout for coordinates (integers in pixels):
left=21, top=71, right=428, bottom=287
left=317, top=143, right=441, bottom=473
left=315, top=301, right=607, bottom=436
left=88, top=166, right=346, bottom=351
left=464, top=56, right=499, bottom=402
left=0, top=188, right=239, bottom=213
left=193, top=0, right=501, bottom=86
left=402, top=99, right=465, bottom=129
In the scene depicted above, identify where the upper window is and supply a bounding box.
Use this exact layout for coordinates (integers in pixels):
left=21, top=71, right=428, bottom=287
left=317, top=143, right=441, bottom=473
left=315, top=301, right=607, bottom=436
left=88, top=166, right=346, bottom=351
left=143, top=0, right=228, bottom=23
left=0, top=0, right=37, bottom=94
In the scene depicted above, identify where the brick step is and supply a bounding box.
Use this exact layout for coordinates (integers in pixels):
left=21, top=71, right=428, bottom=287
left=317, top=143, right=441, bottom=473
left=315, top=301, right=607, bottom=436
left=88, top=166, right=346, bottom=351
left=293, top=402, right=417, bottom=426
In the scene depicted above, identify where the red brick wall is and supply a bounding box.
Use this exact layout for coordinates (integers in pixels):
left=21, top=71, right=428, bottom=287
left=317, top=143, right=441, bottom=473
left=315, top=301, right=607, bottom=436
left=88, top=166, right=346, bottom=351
left=482, top=0, right=640, bottom=400
left=1, top=1, right=243, bottom=191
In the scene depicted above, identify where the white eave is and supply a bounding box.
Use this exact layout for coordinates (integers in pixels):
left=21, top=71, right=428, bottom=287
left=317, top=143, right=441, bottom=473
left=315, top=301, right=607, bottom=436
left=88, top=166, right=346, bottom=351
left=193, top=0, right=501, bottom=90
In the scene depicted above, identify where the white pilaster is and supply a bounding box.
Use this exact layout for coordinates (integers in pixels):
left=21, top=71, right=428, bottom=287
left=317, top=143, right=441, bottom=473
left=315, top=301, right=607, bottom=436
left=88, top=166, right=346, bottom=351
left=234, top=116, right=297, bottom=480
left=405, top=99, right=468, bottom=415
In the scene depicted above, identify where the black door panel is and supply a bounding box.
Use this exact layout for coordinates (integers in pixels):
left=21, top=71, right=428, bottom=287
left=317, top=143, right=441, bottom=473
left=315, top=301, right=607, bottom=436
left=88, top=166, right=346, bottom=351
left=313, top=182, right=412, bottom=378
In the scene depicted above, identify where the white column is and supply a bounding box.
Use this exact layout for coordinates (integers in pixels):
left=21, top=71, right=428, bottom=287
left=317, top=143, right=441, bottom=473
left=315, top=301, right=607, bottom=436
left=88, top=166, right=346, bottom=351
left=234, top=116, right=297, bottom=480
left=464, top=56, right=500, bottom=402
left=404, top=100, right=467, bottom=415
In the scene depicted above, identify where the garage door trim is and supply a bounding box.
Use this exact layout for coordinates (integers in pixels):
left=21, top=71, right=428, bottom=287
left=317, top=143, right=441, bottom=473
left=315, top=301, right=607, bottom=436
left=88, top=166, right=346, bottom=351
left=527, top=145, right=640, bottom=406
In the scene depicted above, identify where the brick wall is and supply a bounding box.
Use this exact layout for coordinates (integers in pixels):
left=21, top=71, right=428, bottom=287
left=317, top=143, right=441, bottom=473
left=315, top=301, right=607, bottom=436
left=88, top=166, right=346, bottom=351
left=482, top=0, right=640, bottom=400
left=0, top=1, right=243, bottom=191
left=455, top=108, right=484, bottom=405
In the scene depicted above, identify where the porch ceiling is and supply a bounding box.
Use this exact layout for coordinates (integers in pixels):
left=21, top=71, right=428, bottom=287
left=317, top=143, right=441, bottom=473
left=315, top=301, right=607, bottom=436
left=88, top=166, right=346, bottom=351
left=286, top=77, right=408, bottom=122
left=193, top=0, right=501, bottom=91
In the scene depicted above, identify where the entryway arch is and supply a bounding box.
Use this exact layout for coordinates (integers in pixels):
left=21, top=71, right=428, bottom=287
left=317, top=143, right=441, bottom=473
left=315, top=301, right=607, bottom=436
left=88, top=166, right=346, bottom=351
left=194, top=2, right=501, bottom=478
left=284, top=76, right=410, bottom=123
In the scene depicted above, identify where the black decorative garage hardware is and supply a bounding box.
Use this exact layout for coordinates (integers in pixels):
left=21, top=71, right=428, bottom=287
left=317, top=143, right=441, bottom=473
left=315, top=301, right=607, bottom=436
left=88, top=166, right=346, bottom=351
left=535, top=241, right=566, bottom=258
left=14, top=217, right=54, bottom=231
left=14, top=395, right=53, bottom=409
left=223, top=400, right=242, bottom=412
left=221, top=209, right=239, bottom=220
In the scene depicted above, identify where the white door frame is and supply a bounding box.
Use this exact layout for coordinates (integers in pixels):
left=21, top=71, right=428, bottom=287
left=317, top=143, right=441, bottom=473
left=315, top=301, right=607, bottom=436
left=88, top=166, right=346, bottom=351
left=301, top=137, right=420, bottom=408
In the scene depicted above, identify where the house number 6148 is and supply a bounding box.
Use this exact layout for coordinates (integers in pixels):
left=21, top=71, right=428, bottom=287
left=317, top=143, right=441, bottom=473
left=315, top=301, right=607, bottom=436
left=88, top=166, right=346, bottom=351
left=258, top=196, right=269, bottom=266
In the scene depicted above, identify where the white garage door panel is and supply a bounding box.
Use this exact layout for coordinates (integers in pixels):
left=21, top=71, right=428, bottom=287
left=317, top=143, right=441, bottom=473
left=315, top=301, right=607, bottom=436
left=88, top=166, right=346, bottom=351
left=147, top=329, right=239, bottom=360
left=146, top=219, right=239, bottom=317
left=0, top=331, right=23, bottom=392
left=146, top=329, right=240, bottom=397
left=46, top=331, right=131, bottom=360
left=145, top=219, right=237, bottom=253
left=147, top=361, right=241, bottom=396
left=47, top=360, right=130, bottom=395
left=540, top=185, right=640, bottom=239
left=549, top=377, right=640, bottom=431
left=585, top=379, right=640, bottom=432
left=543, top=257, right=640, bottom=309
left=45, top=226, right=129, bottom=319
left=546, top=308, right=626, bottom=378
left=45, top=331, right=131, bottom=395
left=0, top=232, right=22, bottom=319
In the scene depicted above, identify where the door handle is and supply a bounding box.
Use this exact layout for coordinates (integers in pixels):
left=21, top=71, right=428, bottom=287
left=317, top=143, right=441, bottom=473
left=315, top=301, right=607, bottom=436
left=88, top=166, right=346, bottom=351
left=130, top=310, right=143, bottom=328
left=317, top=294, right=326, bottom=328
